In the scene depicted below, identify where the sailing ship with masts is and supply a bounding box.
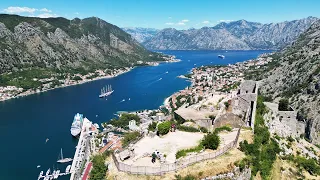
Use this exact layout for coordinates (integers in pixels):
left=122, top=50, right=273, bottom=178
left=99, top=85, right=114, bottom=98
left=57, top=148, right=73, bottom=163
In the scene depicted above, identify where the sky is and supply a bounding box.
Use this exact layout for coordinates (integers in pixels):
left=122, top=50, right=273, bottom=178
left=0, top=0, right=319, bottom=29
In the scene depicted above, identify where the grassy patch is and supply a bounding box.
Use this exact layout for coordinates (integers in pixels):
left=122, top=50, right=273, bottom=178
left=176, top=144, right=204, bottom=159
left=214, top=125, right=232, bottom=133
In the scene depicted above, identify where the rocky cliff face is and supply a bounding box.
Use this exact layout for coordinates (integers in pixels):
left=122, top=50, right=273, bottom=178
left=0, top=14, right=161, bottom=74
left=137, top=17, right=318, bottom=50
left=121, top=27, right=159, bottom=43
left=257, top=20, right=320, bottom=144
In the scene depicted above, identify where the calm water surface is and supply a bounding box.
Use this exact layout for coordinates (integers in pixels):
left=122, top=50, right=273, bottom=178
left=0, top=50, right=271, bottom=180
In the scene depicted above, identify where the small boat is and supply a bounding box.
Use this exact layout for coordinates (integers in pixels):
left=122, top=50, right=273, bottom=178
left=45, top=138, right=49, bottom=143
left=128, top=98, right=131, bottom=101
left=37, top=165, right=41, bottom=168
left=38, top=171, right=43, bottom=179
left=218, top=55, right=225, bottom=59
left=66, top=165, right=71, bottom=173
left=46, top=168, right=50, bottom=176
left=159, top=78, right=162, bottom=80
left=53, top=170, right=60, bottom=179
left=57, top=148, right=73, bottom=163
left=165, top=71, right=169, bottom=74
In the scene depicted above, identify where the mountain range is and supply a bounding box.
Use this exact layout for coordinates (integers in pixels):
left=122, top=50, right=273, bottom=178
left=0, top=14, right=163, bottom=74
left=247, top=19, right=320, bottom=144
left=123, top=17, right=318, bottom=50
left=121, top=27, right=159, bottom=43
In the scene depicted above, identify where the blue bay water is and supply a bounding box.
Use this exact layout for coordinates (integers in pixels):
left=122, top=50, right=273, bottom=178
left=0, top=50, right=270, bottom=180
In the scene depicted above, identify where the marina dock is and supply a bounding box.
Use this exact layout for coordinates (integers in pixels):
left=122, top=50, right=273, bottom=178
left=37, top=117, right=97, bottom=180
left=70, top=117, right=97, bottom=180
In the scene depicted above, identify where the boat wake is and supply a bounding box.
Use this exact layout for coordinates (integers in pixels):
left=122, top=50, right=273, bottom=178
left=146, top=77, right=163, bottom=87
left=131, top=71, right=168, bottom=86
left=118, top=99, right=126, bottom=103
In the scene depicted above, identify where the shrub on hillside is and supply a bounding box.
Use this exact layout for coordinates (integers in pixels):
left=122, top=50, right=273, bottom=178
left=148, top=121, right=157, bottom=132
left=122, top=131, right=140, bottom=147
left=214, top=126, right=232, bottom=133
left=177, top=125, right=199, bottom=132
left=200, top=127, right=208, bottom=133
left=202, top=132, right=220, bottom=150
left=158, top=121, right=171, bottom=135
left=295, top=156, right=320, bottom=175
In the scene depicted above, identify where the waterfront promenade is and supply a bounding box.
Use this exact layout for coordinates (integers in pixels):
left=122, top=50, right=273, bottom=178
left=70, top=118, right=97, bottom=180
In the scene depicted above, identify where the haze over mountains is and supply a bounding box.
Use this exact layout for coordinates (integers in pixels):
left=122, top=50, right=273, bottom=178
left=123, top=16, right=318, bottom=50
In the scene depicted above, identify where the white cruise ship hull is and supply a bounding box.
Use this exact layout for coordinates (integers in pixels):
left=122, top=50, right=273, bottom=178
left=70, top=128, right=81, bottom=137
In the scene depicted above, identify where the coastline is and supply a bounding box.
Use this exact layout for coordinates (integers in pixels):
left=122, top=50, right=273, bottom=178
left=0, top=67, right=133, bottom=102
left=0, top=57, right=181, bottom=103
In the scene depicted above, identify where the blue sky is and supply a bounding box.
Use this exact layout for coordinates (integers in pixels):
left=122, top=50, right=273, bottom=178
left=1, top=0, right=319, bottom=29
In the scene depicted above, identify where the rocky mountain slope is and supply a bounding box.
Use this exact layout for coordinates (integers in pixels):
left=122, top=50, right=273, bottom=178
left=0, top=14, right=163, bottom=74
left=121, top=27, right=159, bottom=43
left=135, top=17, right=318, bottom=50
left=251, top=19, right=320, bottom=144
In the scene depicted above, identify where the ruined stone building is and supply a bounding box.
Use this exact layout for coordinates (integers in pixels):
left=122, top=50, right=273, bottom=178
left=264, top=102, right=305, bottom=137
left=230, top=80, right=258, bottom=129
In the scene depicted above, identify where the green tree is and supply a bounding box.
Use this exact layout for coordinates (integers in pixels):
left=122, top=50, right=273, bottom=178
left=157, top=121, right=171, bottom=135
left=122, top=131, right=140, bottom=147
left=108, top=113, right=140, bottom=129
left=90, top=153, right=108, bottom=180
left=148, top=121, right=158, bottom=132
left=202, top=133, right=220, bottom=150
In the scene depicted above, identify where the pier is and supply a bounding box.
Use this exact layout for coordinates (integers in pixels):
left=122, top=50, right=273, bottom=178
left=70, top=117, right=97, bottom=180
left=37, top=117, right=97, bottom=180
left=37, top=165, right=71, bottom=180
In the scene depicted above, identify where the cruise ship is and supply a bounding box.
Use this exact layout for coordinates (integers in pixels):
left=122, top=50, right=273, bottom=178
left=99, top=85, right=114, bottom=98
left=70, top=113, right=83, bottom=137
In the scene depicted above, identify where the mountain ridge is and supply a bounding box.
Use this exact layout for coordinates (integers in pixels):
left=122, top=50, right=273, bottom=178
left=124, top=17, right=318, bottom=50
left=0, top=14, right=164, bottom=75
left=246, top=19, right=320, bottom=144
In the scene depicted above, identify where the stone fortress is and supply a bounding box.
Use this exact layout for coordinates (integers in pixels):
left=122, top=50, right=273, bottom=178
left=230, top=80, right=258, bottom=129
left=264, top=102, right=305, bottom=138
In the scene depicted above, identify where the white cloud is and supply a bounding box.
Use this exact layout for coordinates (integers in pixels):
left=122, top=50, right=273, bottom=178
left=165, top=19, right=190, bottom=26
left=37, top=13, right=58, bottom=18
left=3, top=6, right=37, bottom=14
left=217, top=19, right=234, bottom=23
left=202, top=20, right=210, bottom=24
left=2, top=6, right=59, bottom=18
left=40, top=8, right=52, bottom=13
